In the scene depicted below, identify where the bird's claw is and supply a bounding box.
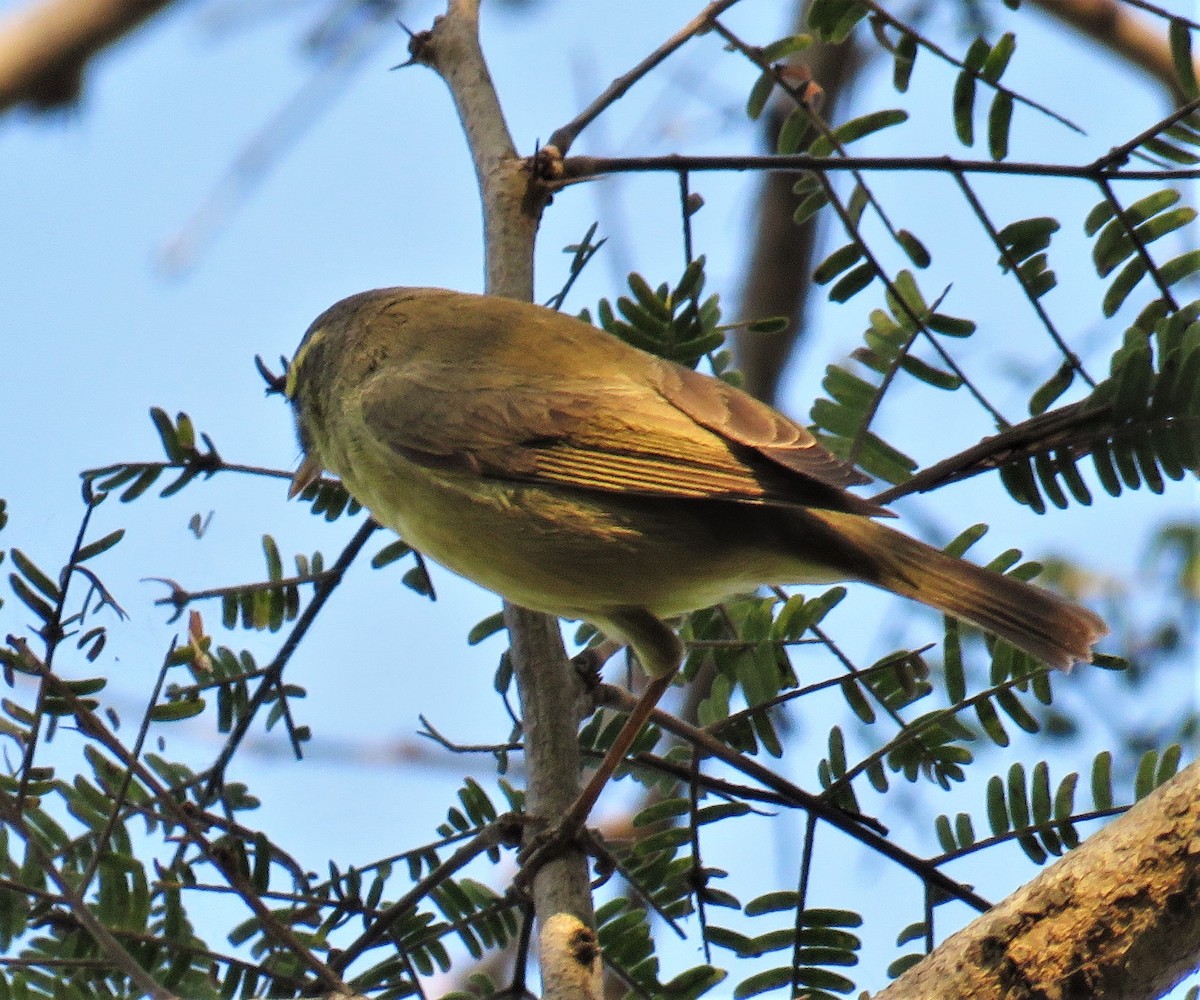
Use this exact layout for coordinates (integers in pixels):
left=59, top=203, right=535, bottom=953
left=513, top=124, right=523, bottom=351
left=514, top=819, right=594, bottom=889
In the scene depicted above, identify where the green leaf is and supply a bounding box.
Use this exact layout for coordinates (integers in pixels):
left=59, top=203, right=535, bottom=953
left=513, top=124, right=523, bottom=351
left=262, top=535, right=282, bottom=580
left=896, top=229, right=930, bottom=268
left=627, top=272, right=672, bottom=322
left=952, top=71, right=977, bottom=146
left=1084, top=199, right=1117, bottom=237
left=632, top=797, right=689, bottom=827
left=955, top=812, right=976, bottom=848
left=1159, top=248, right=1200, bottom=287
left=1030, top=761, right=1052, bottom=825
left=934, top=814, right=955, bottom=853
left=1029, top=363, right=1075, bottom=416
left=888, top=954, right=924, bottom=979
left=777, top=107, right=810, bottom=155
left=998, top=216, right=1060, bottom=262
left=793, top=184, right=830, bottom=226
left=746, top=70, right=776, bottom=121
left=402, top=564, right=434, bottom=598
left=898, top=354, right=961, bottom=390
left=974, top=696, right=1012, bottom=749
left=150, top=406, right=185, bottom=462
left=762, top=34, right=813, bottom=63
left=809, top=108, right=908, bottom=156
left=981, top=32, right=1017, bottom=83
left=371, top=538, right=412, bottom=568
left=1091, top=751, right=1114, bottom=810
left=893, top=31, right=917, bottom=91
left=120, top=467, right=161, bottom=502
left=661, top=966, right=726, bottom=1000
left=11, top=550, right=59, bottom=601
left=1103, top=256, right=1148, bottom=317
left=75, top=529, right=125, bottom=564
left=1007, top=763, right=1032, bottom=829
left=745, top=315, right=789, bottom=335
left=9, top=574, right=54, bottom=623
left=1053, top=771, right=1078, bottom=821
left=734, top=968, right=792, bottom=999
left=986, top=775, right=1010, bottom=835
left=987, top=91, right=1013, bottom=160
left=1170, top=19, right=1198, bottom=97
left=708, top=925, right=755, bottom=955
left=813, top=243, right=865, bottom=285
left=1156, top=743, right=1182, bottom=786
left=1133, top=749, right=1158, bottom=800
left=744, top=890, right=799, bottom=916
left=807, top=0, right=869, bottom=44
left=792, top=967, right=856, bottom=992
left=150, top=698, right=206, bottom=722
left=995, top=688, right=1039, bottom=733
left=828, top=262, right=877, bottom=302
left=467, top=612, right=506, bottom=645
left=999, top=456, right=1046, bottom=512
left=926, top=312, right=976, bottom=337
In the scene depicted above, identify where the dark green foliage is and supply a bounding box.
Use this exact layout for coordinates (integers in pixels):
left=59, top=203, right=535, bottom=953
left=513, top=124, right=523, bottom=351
left=998, top=307, right=1200, bottom=512
left=809, top=270, right=977, bottom=484
left=581, top=259, right=724, bottom=372
left=806, top=0, right=869, bottom=44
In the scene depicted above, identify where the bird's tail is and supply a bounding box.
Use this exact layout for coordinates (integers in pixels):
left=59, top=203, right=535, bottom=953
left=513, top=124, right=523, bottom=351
left=815, top=512, right=1108, bottom=671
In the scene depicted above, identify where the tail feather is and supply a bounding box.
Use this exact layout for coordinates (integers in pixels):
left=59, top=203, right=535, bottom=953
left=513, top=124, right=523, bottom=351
left=820, top=514, right=1108, bottom=671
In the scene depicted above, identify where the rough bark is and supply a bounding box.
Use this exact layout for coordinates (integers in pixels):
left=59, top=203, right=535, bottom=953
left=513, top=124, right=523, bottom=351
left=874, top=760, right=1200, bottom=1000
left=414, top=3, right=600, bottom=989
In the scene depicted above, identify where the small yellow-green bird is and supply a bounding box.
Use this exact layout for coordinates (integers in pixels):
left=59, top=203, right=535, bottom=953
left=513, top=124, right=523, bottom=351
left=286, top=287, right=1107, bottom=681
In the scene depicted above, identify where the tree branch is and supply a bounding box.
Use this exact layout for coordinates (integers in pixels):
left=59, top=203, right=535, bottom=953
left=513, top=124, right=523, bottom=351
left=735, top=12, right=863, bottom=404
left=874, top=758, right=1200, bottom=1000
left=413, top=5, right=599, bottom=988
left=546, top=0, right=744, bottom=157
left=1029, top=0, right=1200, bottom=103
left=0, top=0, right=178, bottom=114
left=558, top=149, right=1200, bottom=183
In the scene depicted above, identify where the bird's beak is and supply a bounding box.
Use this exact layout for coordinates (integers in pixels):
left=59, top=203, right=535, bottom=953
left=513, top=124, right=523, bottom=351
left=289, top=453, right=324, bottom=499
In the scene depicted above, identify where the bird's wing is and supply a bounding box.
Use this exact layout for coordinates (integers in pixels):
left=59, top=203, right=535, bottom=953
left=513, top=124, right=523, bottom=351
left=648, top=359, right=871, bottom=490
left=360, top=360, right=887, bottom=517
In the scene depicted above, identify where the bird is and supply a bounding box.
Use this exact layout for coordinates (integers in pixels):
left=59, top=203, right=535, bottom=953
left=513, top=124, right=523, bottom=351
left=285, top=286, right=1107, bottom=687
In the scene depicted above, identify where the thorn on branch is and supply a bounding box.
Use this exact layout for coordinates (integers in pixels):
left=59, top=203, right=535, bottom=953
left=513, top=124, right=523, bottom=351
left=393, top=23, right=435, bottom=70
left=146, top=577, right=189, bottom=621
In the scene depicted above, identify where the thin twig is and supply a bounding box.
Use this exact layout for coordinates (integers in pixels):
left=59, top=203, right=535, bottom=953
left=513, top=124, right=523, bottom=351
left=546, top=0, right=745, bottom=155
left=21, top=667, right=352, bottom=994
left=952, top=170, right=1096, bottom=387
left=596, top=683, right=993, bottom=913
left=560, top=152, right=1200, bottom=183
left=868, top=399, right=1109, bottom=504
left=331, top=816, right=520, bottom=973
left=0, top=794, right=179, bottom=999
left=205, top=518, right=378, bottom=780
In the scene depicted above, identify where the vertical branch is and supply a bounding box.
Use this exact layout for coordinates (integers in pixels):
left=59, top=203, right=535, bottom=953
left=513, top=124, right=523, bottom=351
left=413, top=0, right=598, bottom=957
left=505, top=604, right=595, bottom=926
left=733, top=12, right=863, bottom=404
left=417, top=0, right=539, bottom=296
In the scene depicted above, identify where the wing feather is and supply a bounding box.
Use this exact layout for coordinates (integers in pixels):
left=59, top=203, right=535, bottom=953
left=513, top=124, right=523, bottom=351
left=360, top=359, right=887, bottom=517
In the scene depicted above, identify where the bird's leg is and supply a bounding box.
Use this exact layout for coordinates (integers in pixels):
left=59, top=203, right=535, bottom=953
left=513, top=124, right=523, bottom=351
left=517, top=609, right=681, bottom=879
left=556, top=669, right=676, bottom=835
